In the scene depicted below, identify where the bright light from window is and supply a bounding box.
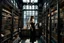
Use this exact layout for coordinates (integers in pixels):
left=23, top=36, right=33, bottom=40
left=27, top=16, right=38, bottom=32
left=32, top=5, right=34, bottom=9
left=31, top=0, right=38, bottom=3
left=23, top=5, right=25, bottom=9
left=24, top=5, right=28, bottom=9
left=11, top=0, right=13, bottom=3
left=24, top=15, right=26, bottom=18
left=23, top=11, right=38, bottom=26
left=35, top=11, right=38, bottom=16
left=44, top=2, right=46, bottom=8
left=23, top=5, right=38, bottom=9
left=23, top=0, right=38, bottom=3
left=23, top=0, right=29, bottom=3
left=23, top=4, right=38, bottom=27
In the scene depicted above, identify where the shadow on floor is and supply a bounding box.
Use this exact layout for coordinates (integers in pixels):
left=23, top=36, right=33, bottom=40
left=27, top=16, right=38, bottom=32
left=19, top=36, right=45, bottom=43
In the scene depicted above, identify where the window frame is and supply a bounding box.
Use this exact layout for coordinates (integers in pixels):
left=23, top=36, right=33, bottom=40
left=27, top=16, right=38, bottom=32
left=23, top=5, right=38, bottom=26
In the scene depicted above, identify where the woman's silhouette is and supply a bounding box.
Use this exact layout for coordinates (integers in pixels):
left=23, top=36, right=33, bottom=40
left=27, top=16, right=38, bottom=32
left=30, top=16, right=36, bottom=43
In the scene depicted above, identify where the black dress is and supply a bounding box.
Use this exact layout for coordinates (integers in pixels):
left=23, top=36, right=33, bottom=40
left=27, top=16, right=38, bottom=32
left=30, top=22, right=36, bottom=42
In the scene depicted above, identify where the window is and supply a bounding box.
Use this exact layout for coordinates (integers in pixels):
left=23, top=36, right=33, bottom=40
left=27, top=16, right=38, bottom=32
left=23, top=0, right=38, bottom=3
left=23, top=11, right=38, bottom=26
left=11, top=0, right=13, bottom=3
left=23, top=5, right=38, bottom=9
left=23, top=5, right=38, bottom=26
left=11, top=0, right=18, bottom=8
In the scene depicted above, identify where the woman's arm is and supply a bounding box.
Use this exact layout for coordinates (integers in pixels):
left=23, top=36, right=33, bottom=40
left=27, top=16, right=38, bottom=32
left=32, top=19, right=34, bottom=23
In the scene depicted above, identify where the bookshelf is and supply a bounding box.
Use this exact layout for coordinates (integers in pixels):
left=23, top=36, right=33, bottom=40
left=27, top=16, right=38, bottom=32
left=42, top=0, right=64, bottom=43
left=1, top=0, right=19, bottom=43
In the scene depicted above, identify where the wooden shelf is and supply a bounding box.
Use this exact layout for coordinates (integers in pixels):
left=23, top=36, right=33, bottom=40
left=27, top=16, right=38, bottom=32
left=1, top=1, right=19, bottom=42
left=1, top=37, right=11, bottom=43
left=51, top=36, right=57, bottom=43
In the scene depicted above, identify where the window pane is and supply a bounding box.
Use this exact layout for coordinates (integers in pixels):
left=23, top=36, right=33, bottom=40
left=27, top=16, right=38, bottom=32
left=23, top=5, right=25, bottom=9
left=32, top=5, right=34, bottom=9
left=35, top=19, right=37, bottom=23
left=29, top=5, right=32, bottom=9
left=32, top=11, right=34, bottom=16
left=35, top=11, right=38, bottom=16
left=11, top=0, right=13, bottom=3
left=27, top=11, right=30, bottom=16
left=23, top=5, right=38, bottom=9
left=31, top=0, right=38, bottom=3
left=24, top=11, right=38, bottom=16
left=27, top=5, right=29, bottom=9
left=24, top=15, right=26, bottom=18
left=34, top=5, right=38, bottom=9
left=23, top=0, right=38, bottom=3
left=24, top=11, right=27, bottom=15
left=23, top=0, right=29, bottom=3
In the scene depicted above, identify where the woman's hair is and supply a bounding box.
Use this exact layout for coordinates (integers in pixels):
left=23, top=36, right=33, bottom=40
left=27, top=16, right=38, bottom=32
left=30, top=16, right=34, bottom=21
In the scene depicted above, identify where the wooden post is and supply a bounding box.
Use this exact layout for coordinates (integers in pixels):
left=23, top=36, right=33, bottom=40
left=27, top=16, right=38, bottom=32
left=57, top=0, right=61, bottom=43
left=0, top=0, right=3, bottom=42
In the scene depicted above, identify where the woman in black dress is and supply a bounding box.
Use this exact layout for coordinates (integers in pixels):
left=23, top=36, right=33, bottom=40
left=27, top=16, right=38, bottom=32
left=30, top=16, right=36, bottom=43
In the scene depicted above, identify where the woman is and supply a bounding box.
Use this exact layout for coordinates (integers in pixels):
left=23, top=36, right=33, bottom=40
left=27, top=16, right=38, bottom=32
left=30, top=16, right=36, bottom=43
